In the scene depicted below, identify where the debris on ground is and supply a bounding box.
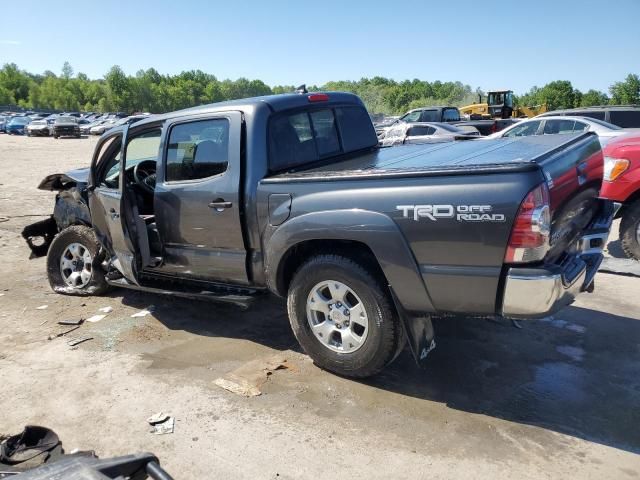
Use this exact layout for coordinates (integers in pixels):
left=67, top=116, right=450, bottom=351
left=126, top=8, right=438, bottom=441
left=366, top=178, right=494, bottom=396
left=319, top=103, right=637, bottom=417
left=86, top=314, right=107, bottom=323
left=35, top=305, right=48, bottom=310
left=147, top=412, right=174, bottom=435
left=131, top=306, right=155, bottom=318
left=67, top=336, right=93, bottom=347
left=98, top=306, right=113, bottom=313
left=213, top=354, right=289, bottom=397
left=600, top=257, right=640, bottom=277
left=58, top=319, right=84, bottom=326
left=48, top=325, right=81, bottom=340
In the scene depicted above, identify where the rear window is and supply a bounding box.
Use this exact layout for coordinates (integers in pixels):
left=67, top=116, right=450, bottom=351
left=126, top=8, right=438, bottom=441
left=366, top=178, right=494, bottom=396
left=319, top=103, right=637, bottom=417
left=609, top=110, right=640, bottom=128
left=442, top=108, right=460, bottom=122
left=269, top=106, right=377, bottom=172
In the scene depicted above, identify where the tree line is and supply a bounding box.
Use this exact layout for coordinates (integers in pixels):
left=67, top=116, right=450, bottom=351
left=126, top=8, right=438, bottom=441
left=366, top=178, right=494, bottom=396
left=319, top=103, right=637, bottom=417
left=0, top=62, right=638, bottom=115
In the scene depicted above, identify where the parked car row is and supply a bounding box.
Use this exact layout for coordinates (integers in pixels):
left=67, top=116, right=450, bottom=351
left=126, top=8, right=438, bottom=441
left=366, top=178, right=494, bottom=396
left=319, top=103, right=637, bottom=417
left=0, top=111, right=150, bottom=138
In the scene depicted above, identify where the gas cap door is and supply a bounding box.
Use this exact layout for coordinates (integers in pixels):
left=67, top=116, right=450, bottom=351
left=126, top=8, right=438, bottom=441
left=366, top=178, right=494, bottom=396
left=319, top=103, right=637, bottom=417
left=268, top=194, right=292, bottom=226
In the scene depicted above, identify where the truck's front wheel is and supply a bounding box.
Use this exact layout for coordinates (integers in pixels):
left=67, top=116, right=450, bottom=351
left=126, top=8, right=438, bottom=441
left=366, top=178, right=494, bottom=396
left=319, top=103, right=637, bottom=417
left=287, top=254, right=402, bottom=378
left=620, top=200, right=640, bottom=261
left=46, top=225, right=109, bottom=296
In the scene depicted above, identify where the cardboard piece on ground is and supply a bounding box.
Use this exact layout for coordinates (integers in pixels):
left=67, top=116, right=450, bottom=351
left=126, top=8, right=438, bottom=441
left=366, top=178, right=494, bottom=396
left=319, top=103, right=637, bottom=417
left=147, top=413, right=174, bottom=435
left=98, top=306, right=113, bottom=313
left=213, top=355, right=288, bottom=397
left=86, top=314, right=106, bottom=323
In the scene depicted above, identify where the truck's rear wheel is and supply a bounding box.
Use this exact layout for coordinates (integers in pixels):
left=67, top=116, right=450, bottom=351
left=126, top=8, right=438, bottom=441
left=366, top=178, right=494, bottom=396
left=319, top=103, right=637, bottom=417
left=287, top=254, right=402, bottom=378
left=620, top=200, right=640, bottom=261
left=46, top=225, right=109, bottom=296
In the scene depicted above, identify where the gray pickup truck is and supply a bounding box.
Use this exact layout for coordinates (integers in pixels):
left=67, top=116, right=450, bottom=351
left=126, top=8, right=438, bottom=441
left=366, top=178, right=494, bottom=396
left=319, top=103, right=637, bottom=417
left=23, top=91, right=614, bottom=378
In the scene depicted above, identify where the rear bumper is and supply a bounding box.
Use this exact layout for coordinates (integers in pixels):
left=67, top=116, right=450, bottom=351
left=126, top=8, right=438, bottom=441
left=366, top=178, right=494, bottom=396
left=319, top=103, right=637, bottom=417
left=501, top=200, right=616, bottom=319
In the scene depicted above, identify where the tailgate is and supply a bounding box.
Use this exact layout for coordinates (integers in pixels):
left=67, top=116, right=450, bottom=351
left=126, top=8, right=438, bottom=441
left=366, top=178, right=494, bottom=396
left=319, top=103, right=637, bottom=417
left=536, top=133, right=604, bottom=262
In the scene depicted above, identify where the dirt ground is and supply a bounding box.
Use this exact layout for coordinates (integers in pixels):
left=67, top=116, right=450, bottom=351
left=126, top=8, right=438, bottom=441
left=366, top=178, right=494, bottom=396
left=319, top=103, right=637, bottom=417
left=0, top=134, right=639, bottom=479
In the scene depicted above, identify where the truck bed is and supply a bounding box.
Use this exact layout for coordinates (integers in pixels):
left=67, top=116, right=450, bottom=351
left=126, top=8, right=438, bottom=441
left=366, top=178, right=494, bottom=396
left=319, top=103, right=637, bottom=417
left=264, top=133, right=594, bottom=182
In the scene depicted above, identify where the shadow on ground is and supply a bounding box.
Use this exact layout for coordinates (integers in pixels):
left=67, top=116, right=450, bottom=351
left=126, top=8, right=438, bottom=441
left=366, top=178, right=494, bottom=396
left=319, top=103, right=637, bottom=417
left=115, top=289, right=640, bottom=455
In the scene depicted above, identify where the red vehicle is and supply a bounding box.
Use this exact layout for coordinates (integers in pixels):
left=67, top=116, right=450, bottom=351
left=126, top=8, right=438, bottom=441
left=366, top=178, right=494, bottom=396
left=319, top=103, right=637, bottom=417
left=600, top=133, right=640, bottom=259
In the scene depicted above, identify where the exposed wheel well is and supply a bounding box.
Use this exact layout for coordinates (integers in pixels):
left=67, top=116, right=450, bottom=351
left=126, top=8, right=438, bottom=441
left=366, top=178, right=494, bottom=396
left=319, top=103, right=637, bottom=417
left=276, top=240, right=388, bottom=297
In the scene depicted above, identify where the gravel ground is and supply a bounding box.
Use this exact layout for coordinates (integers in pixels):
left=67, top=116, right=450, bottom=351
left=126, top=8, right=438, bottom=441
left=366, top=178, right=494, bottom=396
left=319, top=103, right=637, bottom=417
left=0, top=134, right=639, bottom=479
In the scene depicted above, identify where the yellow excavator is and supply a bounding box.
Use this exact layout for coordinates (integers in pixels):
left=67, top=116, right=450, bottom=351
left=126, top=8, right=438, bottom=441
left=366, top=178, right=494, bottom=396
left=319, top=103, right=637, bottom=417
left=459, top=90, right=547, bottom=119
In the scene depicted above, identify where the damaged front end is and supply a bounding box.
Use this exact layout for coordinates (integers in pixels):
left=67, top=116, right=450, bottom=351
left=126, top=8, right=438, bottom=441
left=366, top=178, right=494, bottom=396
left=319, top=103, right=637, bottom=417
left=21, top=169, right=91, bottom=257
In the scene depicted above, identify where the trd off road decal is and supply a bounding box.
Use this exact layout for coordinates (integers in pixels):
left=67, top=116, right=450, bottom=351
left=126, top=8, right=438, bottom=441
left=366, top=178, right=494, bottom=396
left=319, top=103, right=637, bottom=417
left=397, top=204, right=505, bottom=222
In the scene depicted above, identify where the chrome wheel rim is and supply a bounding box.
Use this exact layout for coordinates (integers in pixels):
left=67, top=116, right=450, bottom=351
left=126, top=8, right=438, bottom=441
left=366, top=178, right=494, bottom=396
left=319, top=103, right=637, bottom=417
left=60, top=242, right=93, bottom=288
left=306, top=280, right=369, bottom=354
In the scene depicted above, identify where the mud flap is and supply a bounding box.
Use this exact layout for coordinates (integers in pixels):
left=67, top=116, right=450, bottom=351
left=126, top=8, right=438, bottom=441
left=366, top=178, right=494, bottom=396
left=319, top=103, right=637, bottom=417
left=390, top=288, right=435, bottom=368
left=21, top=216, right=57, bottom=258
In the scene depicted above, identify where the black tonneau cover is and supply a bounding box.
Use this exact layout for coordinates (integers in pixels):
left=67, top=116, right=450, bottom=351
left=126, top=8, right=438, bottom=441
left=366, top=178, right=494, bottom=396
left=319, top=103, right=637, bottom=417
left=264, top=132, right=595, bottom=183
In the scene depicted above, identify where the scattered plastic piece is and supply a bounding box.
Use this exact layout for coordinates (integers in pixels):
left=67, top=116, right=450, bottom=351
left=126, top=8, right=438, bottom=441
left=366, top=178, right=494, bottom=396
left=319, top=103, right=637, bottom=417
left=36, top=305, right=48, bottom=310
left=214, top=354, right=288, bottom=397
left=86, top=314, right=106, bottom=323
left=58, top=319, right=84, bottom=326
left=48, top=325, right=81, bottom=340
left=147, top=412, right=170, bottom=424
left=67, top=336, right=93, bottom=347
left=98, top=306, right=113, bottom=313
left=147, top=413, right=174, bottom=435
left=131, top=306, right=155, bottom=318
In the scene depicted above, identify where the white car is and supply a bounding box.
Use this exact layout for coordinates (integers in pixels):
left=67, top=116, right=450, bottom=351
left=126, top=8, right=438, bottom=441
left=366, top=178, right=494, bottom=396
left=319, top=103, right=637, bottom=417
left=379, top=122, right=480, bottom=146
left=486, top=115, right=632, bottom=146
left=26, top=120, right=51, bottom=137
left=90, top=119, right=118, bottom=135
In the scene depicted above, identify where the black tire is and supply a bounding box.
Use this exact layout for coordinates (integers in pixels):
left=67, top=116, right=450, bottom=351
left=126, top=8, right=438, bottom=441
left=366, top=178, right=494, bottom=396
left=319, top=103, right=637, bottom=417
left=287, top=254, right=403, bottom=378
left=53, top=135, right=58, bottom=139
left=620, top=200, right=640, bottom=261
left=46, top=225, right=110, bottom=296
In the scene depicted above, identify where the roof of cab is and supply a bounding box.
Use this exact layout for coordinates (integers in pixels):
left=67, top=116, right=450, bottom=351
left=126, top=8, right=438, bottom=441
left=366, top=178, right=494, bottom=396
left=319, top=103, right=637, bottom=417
left=131, top=91, right=365, bottom=129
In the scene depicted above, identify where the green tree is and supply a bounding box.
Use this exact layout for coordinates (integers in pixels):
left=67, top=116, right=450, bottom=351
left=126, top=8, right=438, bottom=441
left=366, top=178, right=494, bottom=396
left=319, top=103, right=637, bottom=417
left=61, top=61, right=74, bottom=79
left=580, top=89, right=609, bottom=107
left=610, top=74, right=640, bottom=105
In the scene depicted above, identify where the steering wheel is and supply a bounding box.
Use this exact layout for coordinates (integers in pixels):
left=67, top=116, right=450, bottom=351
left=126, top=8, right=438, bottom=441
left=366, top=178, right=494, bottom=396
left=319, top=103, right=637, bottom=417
left=133, top=160, right=157, bottom=194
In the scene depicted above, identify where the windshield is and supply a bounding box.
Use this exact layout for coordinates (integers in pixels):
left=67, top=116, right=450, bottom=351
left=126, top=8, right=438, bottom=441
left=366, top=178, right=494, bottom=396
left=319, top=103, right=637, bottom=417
left=55, top=116, right=77, bottom=124
left=9, top=117, right=30, bottom=125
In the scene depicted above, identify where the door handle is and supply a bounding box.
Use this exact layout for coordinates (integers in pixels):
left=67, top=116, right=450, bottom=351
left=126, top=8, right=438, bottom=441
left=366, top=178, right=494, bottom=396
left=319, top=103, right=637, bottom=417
left=208, top=200, right=232, bottom=212
left=109, top=207, right=120, bottom=219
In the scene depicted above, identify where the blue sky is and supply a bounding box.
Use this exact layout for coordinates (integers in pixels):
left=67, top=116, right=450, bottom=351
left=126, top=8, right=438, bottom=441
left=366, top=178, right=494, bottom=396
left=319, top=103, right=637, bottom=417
left=2, top=0, right=638, bottom=95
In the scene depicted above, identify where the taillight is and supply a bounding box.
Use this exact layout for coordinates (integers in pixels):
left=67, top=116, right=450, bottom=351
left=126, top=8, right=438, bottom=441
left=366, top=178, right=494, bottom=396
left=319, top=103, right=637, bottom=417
left=603, top=156, right=630, bottom=182
left=505, top=183, right=551, bottom=263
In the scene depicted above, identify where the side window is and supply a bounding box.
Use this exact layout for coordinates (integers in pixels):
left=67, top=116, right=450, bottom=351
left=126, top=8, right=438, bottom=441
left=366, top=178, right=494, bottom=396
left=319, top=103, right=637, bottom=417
left=573, top=121, right=589, bottom=132
left=407, top=126, right=435, bottom=136
left=96, top=136, right=122, bottom=188
left=419, top=110, right=439, bottom=122
left=503, top=121, right=541, bottom=137
left=125, top=129, right=161, bottom=169
left=166, top=119, right=229, bottom=182
left=609, top=111, right=640, bottom=128
left=577, top=111, right=606, bottom=121
left=401, top=111, right=422, bottom=122
left=543, top=119, right=575, bottom=134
